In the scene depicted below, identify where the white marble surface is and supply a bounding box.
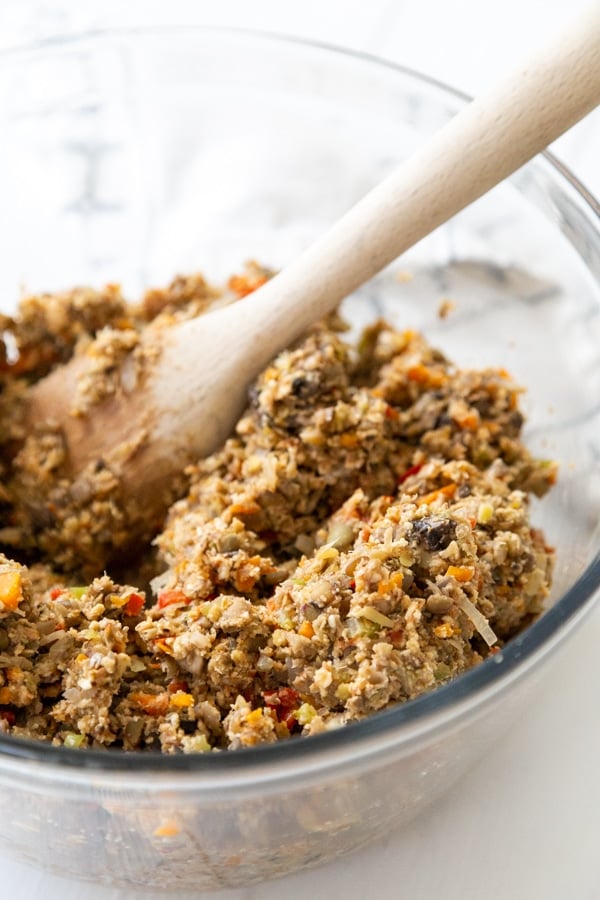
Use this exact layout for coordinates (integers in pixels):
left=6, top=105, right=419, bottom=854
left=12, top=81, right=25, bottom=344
left=0, top=1, right=599, bottom=898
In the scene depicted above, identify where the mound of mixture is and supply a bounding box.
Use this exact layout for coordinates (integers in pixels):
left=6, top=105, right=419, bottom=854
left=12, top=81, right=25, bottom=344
left=0, top=266, right=556, bottom=752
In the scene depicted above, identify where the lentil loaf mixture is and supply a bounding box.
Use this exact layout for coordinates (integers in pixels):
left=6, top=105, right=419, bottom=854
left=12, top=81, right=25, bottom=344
left=0, top=265, right=556, bottom=752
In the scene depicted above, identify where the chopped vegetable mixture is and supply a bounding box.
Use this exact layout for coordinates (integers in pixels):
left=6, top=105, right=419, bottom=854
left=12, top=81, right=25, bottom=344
left=0, top=265, right=556, bottom=752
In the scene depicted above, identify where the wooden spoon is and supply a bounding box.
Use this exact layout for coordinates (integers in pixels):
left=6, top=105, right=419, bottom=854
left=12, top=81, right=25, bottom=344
left=18, top=7, right=600, bottom=559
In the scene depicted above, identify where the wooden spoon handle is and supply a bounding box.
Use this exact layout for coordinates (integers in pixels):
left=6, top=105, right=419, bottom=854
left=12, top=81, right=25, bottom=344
left=20, top=7, right=600, bottom=563
left=152, top=3, right=600, bottom=482
left=233, top=4, right=600, bottom=357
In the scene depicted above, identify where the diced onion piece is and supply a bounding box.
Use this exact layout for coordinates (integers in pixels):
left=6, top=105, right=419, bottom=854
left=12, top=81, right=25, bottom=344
left=359, top=606, right=394, bottom=628
left=256, top=654, right=274, bottom=672
left=294, top=534, right=315, bottom=556
left=456, top=596, right=497, bottom=647
left=129, top=657, right=146, bottom=673
left=327, top=521, right=355, bottom=551
left=150, top=570, right=170, bottom=595
left=318, top=546, right=339, bottom=563
left=38, top=630, right=68, bottom=647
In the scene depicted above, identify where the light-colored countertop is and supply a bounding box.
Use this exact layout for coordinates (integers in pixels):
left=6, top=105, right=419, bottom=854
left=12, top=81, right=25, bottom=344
left=0, top=2, right=598, bottom=898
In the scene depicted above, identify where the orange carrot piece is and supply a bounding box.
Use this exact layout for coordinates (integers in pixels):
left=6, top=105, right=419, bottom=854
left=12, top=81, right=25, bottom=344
left=419, top=483, right=457, bottom=506
left=446, top=565, right=475, bottom=582
left=0, top=571, right=22, bottom=611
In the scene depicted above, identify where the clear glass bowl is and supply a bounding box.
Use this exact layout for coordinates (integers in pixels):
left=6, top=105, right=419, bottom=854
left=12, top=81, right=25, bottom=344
left=0, top=28, right=598, bottom=893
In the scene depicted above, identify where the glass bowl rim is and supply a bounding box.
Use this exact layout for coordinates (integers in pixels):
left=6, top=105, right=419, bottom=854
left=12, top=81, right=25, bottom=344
left=0, top=24, right=598, bottom=775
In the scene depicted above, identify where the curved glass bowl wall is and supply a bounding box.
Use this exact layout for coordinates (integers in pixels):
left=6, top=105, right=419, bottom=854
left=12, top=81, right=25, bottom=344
left=0, top=29, right=598, bottom=891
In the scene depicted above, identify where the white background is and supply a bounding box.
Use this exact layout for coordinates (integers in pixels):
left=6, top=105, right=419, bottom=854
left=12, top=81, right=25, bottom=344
left=0, top=2, right=599, bottom=898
